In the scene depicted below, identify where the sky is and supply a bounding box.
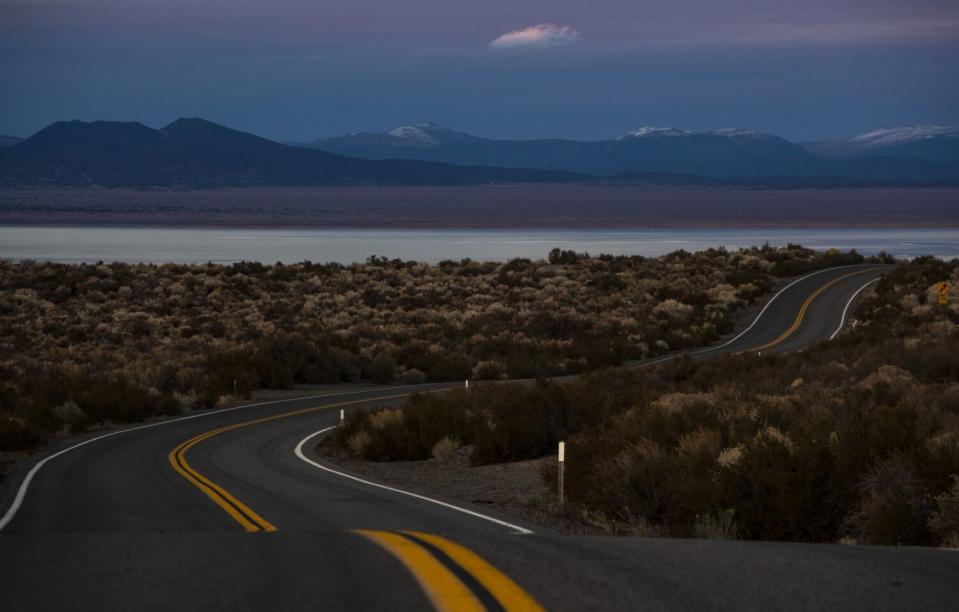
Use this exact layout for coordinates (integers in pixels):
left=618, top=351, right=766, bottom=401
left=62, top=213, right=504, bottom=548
left=1, top=0, right=958, bottom=142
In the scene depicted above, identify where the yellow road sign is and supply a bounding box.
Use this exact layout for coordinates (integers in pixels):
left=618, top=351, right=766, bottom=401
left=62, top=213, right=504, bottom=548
left=939, top=282, right=951, bottom=305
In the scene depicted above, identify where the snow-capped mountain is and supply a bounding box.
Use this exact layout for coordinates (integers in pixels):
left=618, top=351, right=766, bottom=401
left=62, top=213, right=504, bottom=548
left=385, top=122, right=483, bottom=145
left=387, top=125, right=440, bottom=143
left=805, top=126, right=959, bottom=163
left=621, top=127, right=769, bottom=140
left=621, top=127, right=691, bottom=138
left=306, top=123, right=486, bottom=149
left=292, top=122, right=959, bottom=182
left=711, top=127, right=768, bottom=139
left=301, top=123, right=824, bottom=177
left=852, top=126, right=959, bottom=146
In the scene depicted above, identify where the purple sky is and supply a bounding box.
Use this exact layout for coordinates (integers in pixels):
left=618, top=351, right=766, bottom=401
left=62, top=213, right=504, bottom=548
left=2, top=0, right=957, bottom=141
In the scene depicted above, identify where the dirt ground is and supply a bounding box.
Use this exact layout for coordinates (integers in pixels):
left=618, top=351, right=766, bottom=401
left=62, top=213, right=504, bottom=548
left=322, top=445, right=607, bottom=533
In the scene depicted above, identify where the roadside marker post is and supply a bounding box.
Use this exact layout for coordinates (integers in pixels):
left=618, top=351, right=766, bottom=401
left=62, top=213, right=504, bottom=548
left=340, top=409, right=345, bottom=425
left=558, top=441, right=566, bottom=506
left=465, top=379, right=469, bottom=390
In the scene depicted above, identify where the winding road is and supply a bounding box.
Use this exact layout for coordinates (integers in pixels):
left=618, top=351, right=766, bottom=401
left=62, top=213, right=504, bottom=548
left=4, top=263, right=957, bottom=611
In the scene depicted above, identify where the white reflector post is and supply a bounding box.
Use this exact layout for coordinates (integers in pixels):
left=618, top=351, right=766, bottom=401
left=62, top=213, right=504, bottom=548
left=558, top=441, right=566, bottom=506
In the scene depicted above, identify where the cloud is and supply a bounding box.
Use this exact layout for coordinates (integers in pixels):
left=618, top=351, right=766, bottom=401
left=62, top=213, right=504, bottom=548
left=490, top=23, right=580, bottom=49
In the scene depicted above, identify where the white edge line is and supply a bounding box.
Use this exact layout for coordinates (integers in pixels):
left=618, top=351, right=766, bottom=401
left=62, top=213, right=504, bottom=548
left=0, top=384, right=446, bottom=532
left=294, top=427, right=535, bottom=536
left=632, top=263, right=875, bottom=367
left=829, top=277, right=881, bottom=340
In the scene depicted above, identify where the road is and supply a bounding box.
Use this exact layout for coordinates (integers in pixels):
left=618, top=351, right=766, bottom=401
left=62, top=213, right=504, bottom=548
left=3, top=263, right=956, bottom=611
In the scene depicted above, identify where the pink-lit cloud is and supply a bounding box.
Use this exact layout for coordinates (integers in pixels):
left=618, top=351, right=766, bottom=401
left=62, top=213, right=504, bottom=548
left=490, top=23, right=580, bottom=49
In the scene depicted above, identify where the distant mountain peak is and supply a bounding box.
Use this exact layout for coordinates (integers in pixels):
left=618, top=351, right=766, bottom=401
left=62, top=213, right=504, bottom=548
left=387, top=124, right=446, bottom=143
left=851, top=126, right=959, bottom=146
left=162, top=117, right=231, bottom=133
left=622, top=127, right=691, bottom=139
left=621, top=127, right=772, bottom=140
left=385, top=122, right=482, bottom=145
left=803, top=125, right=959, bottom=163
left=712, top=127, right=766, bottom=138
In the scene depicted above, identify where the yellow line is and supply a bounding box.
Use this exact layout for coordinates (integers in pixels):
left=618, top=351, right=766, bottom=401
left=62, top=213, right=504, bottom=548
left=169, top=391, right=445, bottom=532
left=169, top=438, right=275, bottom=532
left=747, top=268, right=876, bottom=353
left=354, top=530, right=486, bottom=612
left=405, top=531, right=545, bottom=611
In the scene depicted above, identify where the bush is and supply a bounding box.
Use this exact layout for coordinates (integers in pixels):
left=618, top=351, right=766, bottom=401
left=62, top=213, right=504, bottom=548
left=930, top=476, right=959, bottom=547
left=369, top=354, right=397, bottom=384
left=473, top=360, right=505, bottom=380
left=399, top=369, right=427, bottom=385
left=844, top=456, right=932, bottom=546
left=431, top=436, right=461, bottom=460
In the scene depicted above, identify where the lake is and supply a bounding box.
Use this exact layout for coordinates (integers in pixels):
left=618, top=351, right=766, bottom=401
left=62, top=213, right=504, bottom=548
left=1, top=226, right=957, bottom=264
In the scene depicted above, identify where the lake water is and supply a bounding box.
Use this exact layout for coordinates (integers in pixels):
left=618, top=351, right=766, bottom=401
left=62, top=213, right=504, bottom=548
left=1, top=226, right=957, bottom=264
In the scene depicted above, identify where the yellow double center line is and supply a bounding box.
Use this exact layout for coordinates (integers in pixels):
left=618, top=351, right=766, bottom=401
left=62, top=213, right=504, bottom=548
left=169, top=392, right=543, bottom=610
left=168, top=392, right=420, bottom=532
left=355, top=530, right=543, bottom=611
left=170, top=427, right=277, bottom=532
left=746, top=268, right=877, bottom=352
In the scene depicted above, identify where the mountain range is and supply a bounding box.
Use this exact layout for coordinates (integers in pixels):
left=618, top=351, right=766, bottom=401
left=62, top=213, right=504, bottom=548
left=0, top=119, right=585, bottom=188
left=299, top=123, right=959, bottom=182
left=1, top=118, right=957, bottom=188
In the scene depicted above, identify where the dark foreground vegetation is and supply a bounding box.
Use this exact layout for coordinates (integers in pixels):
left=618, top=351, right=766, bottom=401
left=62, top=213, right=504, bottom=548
left=0, top=245, right=869, bottom=454
left=329, top=258, right=959, bottom=546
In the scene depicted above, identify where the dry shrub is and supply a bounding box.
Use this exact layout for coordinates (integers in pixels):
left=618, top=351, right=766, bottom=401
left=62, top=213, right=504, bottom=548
left=472, top=360, right=505, bottom=380
left=844, top=456, right=931, bottom=546
left=431, top=436, right=461, bottom=461
left=692, top=509, right=737, bottom=540
left=929, top=476, right=959, bottom=547
left=51, top=400, right=85, bottom=431
left=717, top=446, right=743, bottom=468
left=579, top=508, right=659, bottom=536
left=860, top=365, right=914, bottom=390
left=651, top=392, right=711, bottom=415
left=347, top=431, right=372, bottom=457
left=398, top=368, right=426, bottom=385
left=368, top=409, right=404, bottom=430
left=677, top=429, right=721, bottom=463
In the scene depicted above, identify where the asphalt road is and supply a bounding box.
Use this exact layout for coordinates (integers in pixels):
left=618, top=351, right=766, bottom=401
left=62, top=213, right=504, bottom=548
left=5, top=263, right=956, bottom=611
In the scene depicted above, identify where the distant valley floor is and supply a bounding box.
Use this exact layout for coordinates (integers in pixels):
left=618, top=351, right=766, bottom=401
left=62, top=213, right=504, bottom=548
left=1, top=186, right=957, bottom=228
